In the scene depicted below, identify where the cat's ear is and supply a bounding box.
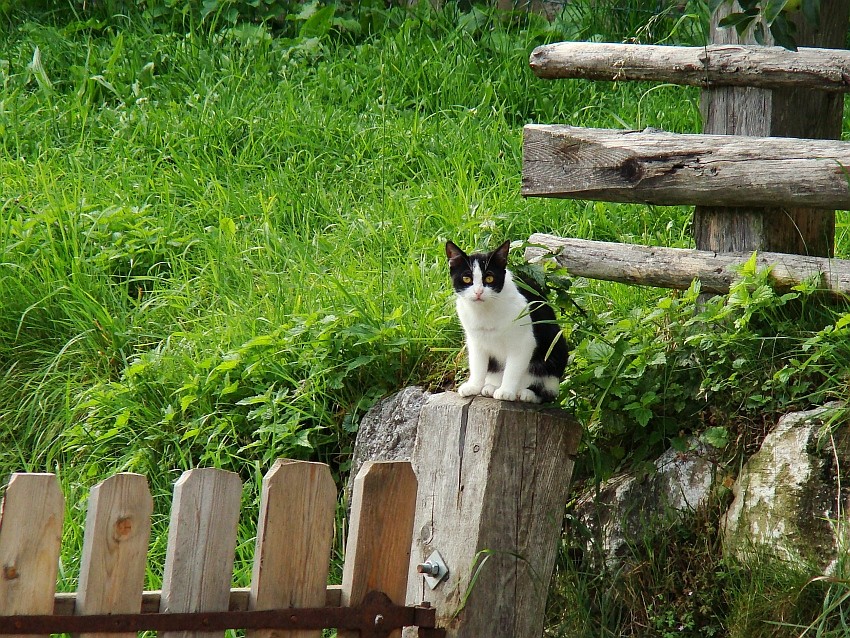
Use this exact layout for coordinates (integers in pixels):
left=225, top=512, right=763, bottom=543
left=491, top=240, right=511, bottom=266
left=445, top=241, right=467, bottom=265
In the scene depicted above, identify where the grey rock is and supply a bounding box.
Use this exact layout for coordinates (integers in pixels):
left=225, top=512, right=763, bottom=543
left=572, top=442, right=715, bottom=566
left=722, top=404, right=849, bottom=571
left=346, top=386, right=431, bottom=506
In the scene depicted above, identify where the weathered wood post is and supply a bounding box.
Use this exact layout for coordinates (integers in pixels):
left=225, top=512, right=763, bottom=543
left=406, top=393, right=581, bottom=638
left=694, top=0, right=850, bottom=256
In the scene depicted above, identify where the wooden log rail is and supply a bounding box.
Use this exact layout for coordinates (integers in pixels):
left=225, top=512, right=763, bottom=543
left=529, top=42, right=850, bottom=92
left=522, top=124, right=850, bottom=209
left=526, top=232, right=850, bottom=296
left=0, top=462, right=442, bottom=638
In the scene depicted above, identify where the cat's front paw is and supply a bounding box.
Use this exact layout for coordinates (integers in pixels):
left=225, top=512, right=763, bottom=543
left=493, top=387, right=517, bottom=402
left=481, top=384, right=498, bottom=397
left=458, top=381, right=483, bottom=397
left=518, top=388, right=542, bottom=404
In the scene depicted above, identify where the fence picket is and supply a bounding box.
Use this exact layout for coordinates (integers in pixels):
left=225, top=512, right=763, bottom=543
left=247, top=459, right=337, bottom=638
left=340, top=461, right=418, bottom=638
left=160, top=468, right=243, bottom=638
left=0, top=473, right=64, bottom=638
left=75, top=472, right=153, bottom=638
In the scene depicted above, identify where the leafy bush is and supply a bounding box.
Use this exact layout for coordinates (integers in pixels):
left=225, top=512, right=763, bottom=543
left=522, top=252, right=850, bottom=477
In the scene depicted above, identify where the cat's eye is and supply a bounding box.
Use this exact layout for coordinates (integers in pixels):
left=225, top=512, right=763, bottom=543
left=484, top=274, right=495, bottom=284
left=462, top=276, right=472, bottom=284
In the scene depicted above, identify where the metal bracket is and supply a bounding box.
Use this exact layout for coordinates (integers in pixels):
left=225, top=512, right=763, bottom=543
left=416, top=550, right=449, bottom=590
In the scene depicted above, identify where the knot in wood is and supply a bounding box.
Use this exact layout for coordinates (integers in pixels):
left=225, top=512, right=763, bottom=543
left=3, top=564, right=19, bottom=580
left=113, top=516, right=133, bottom=541
left=619, top=158, right=643, bottom=182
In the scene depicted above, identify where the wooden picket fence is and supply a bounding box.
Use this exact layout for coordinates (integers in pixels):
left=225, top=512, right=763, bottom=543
left=0, top=459, right=442, bottom=637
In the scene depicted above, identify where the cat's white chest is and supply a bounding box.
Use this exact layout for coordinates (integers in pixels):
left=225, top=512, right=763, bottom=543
left=455, top=286, right=530, bottom=339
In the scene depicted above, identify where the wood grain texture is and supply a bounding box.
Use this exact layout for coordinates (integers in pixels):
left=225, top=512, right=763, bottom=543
left=522, top=124, right=850, bottom=209
left=406, top=393, right=580, bottom=638
left=693, top=0, right=849, bottom=257
left=248, top=459, right=337, bottom=638
left=160, top=468, right=243, bottom=638
left=529, top=42, right=850, bottom=91
left=0, top=473, right=64, bottom=638
left=341, top=461, right=418, bottom=638
left=526, top=232, right=850, bottom=295
left=76, top=473, right=153, bottom=638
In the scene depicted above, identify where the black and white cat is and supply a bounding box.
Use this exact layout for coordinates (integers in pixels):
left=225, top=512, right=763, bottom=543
left=445, top=240, right=568, bottom=404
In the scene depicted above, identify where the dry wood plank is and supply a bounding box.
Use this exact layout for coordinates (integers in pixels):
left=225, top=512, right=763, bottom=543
left=248, top=459, right=337, bottom=638
left=340, top=461, right=418, bottom=638
left=693, top=1, right=849, bottom=257
left=160, top=468, right=243, bottom=638
left=526, top=232, right=850, bottom=295
left=522, top=124, right=850, bottom=209
left=406, top=393, right=580, bottom=638
left=75, top=473, right=153, bottom=638
left=529, top=42, right=850, bottom=91
left=0, top=473, right=64, bottom=638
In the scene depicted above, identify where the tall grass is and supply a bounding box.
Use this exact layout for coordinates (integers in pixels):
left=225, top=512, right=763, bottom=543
left=9, top=2, right=849, bottom=635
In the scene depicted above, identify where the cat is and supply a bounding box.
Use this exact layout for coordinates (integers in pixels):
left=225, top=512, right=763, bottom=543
left=445, top=239, right=568, bottom=403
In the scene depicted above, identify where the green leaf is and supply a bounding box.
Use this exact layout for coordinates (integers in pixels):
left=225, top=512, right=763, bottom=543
left=753, top=21, right=766, bottom=44
left=770, top=16, right=798, bottom=50
left=300, top=5, right=336, bottom=38
left=763, top=0, right=786, bottom=23
left=701, top=426, right=730, bottom=449
left=801, top=0, right=820, bottom=26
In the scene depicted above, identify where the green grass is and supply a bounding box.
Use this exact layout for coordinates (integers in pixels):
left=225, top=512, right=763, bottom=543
left=4, top=2, right=850, bottom=635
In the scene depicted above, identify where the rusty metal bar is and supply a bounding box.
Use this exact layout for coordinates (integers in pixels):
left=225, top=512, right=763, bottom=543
left=0, top=591, right=442, bottom=636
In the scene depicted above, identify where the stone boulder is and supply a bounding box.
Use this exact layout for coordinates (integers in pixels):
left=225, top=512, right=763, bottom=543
left=571, top=442, right=716, bottom=566
left=345, top=386, right=431, bottom=507
left=722, top=404, right=849, bottom=571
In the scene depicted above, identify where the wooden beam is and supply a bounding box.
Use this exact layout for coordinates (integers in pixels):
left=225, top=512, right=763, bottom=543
left=526, top=232, right=850, bottom=296
left=530, top=42, right=850, bottom=92
left=522, top=124, right=850, bottom=209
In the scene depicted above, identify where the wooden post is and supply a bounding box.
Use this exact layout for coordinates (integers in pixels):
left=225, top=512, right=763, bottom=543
left=406, top=393, right=581, bottom=638
left=76, top=473, right=153, bottom=638
left=160, top=468, right=243, bottom=638
left=248, top=459, right=337, bottom=638
left=341, top=461, right=418, bottom=638
left=693, top=0, right=850, bottom=256
left=0, top=474, right=64, bottom=638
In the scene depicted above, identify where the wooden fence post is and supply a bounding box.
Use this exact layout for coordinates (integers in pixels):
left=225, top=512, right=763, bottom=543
left=406, top=393, right=581, bottom=638
left=693, top=0, right=850, bottom=256
left=160, top=468, right=243, bottom=638
left=248, top=459, right=337, bottom=638
left=341, top=461, right=418, bottom=638
left=75, top=472, right=153, bottom=638
left=0, top=473, right=64, bottom=638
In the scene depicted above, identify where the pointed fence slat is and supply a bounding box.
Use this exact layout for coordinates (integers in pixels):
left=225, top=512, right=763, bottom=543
left=75, top=473, right=153, bottom=638
left=0, top=473, right=64, bottom=638
left=340, top=461, right=418, bottom=638
left=247, top=460, right=337, bottom=638
left=160, top=468, right=243, bottom=638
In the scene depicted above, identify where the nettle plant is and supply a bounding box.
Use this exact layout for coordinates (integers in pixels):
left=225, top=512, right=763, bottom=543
left=516, top=250, right=850, bottom=475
